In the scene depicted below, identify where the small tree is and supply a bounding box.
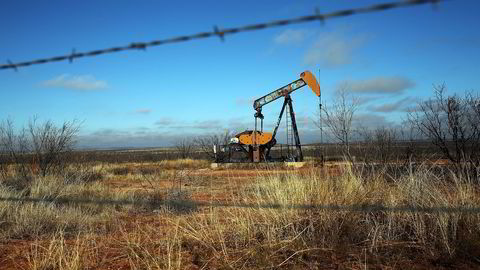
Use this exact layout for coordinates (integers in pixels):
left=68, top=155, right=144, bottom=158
left=174, top=137, right=194, bottom=159
left=398, top=120, right=422, bottom=164
left=0, top=118, right=80, bottom=177
left=194, top=130, right=231, bottom=161
left=0, top=119, right=31, bottom=179
left=318, top=86, right=359, bottom=164
left=358, top=126, right=397, bottom=164
left=408, top=83, right=480, bottom=179
left=28, top=118, right=80, bottom=176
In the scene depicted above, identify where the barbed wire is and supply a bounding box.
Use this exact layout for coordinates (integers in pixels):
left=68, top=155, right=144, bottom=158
left=1, top=0, right=441, bottom=71
left=0, top=195, right=478, bottom=214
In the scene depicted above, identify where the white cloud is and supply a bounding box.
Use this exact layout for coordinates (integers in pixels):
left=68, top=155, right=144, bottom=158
left=135, top=109, right=152, bottom=114
left=41, top=74, right=107, bottom=91
left=353, top=113, right=392, bottom=128
left=155, top=117, right=174, bottom=126
left=274, top=29, right=308, bottom=45
left=155, top=118, right=222, bottom=130
left=339, top=76, right=415, bottom=94
left=189, top=120, right=223, bottom=130
left=78, top=128, right=172, bottom=149
left=369, top=97, right=419, bottom=112
left=303, top=31, right=367, bottom=67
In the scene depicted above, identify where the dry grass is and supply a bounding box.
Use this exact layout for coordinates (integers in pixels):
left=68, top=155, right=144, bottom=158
left=118, top=220, right=184, bottom=269
left=25, top=230, right=96, bottom=270
left=0, top=167, right=133, bottom=240
left=156, top=159, right=209, bottom=170
left=163, top=164, right=480, bottom=268
left=105, top=159, right=209, bottom=173
left=2, top=161, right=480, bottom=268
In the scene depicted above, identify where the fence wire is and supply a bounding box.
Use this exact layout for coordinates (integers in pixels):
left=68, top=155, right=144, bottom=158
left=0, top=195, right=478, bottom=214
left=1, top=0, right=441, bottom=71
left=1, top=0, right=466, bottom=215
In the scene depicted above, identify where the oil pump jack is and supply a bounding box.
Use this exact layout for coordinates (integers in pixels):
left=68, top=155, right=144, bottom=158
left=226, top=71, right=320, bottom=163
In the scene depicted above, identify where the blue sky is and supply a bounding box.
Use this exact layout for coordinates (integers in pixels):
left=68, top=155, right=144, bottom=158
left=1, top=0, right=479, bottom=148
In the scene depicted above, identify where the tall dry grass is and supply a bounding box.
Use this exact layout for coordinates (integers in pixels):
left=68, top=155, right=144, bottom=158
left=156, top=159, right=209, bottom=170
left=0, top=165, right=132, bottom=240
left=26, top=230, right=96, bottom=270
left=104, top=159, right=209, bottom=175
left=167, top=163, right=480, bottom=268
left=3, top=161, right=480, bottom=268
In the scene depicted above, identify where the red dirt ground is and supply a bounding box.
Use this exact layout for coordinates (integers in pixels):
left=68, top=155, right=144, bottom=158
left=1, top=164, right=478, bottom=269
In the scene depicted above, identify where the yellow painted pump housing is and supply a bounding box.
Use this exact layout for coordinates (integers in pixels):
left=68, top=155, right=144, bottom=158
left=235, top=131, right=273, bottom=146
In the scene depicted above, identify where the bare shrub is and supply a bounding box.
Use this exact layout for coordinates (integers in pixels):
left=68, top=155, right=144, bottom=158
left=194, top=131, right=231, bottom=161
left=62, top=166, right=105, bottom=184
left=0, top=119, right=30, bottom=178
left=174, top=137, right=194, bottom=159
left=399, top=120, right=422, bottom=163
left=110, top=166, right=133, bottom=176
left=318, top=86, right=359, bottom=164
left=136, top=167, right=197, bottom=214
left=0, top=118, right=80, bottom=178
left=358, top=127, right=398, bottom=164
left=408, top=84, right=480, bottom=179
left=28, top=118, right=80, bottom=176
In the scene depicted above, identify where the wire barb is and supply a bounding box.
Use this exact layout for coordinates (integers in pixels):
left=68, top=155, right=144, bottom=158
left=315, top=7, right=326, bottom=25
left=6, top=60, right=17, bottom=72
left=0, top=0, right=441, bottom=71
left=69, top=48, right=76, bottom=63
left=214, top=25, right=225, bottom=42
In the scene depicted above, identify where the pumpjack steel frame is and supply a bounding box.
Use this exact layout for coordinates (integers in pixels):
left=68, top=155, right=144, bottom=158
left=220, top=71, right=320, bottom=163
left=255, top=94, right=303, bottom=162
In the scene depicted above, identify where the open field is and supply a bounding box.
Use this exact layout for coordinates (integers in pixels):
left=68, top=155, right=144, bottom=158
left=2, top=0, right=479, bottom=269
left=59, top=140, right=443, bottom=164
left=0, top=158, right=479, bottom=269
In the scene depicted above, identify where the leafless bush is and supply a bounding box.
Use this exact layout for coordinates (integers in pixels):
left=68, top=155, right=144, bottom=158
left=174, top=137, right=194, bottom=159
left=318, top=86, right=359, bottom=164
left=0, top=119, right=30, bottom=178
left=111, top=166, right=133, bottom=176
left=137, top=168, right=196, bottom=214
left=398, top=121, right=422, bottom=164
left=408, top=84, right=480, bottom=179
left=0, top=153, right=8, bottom=179
left=0, top=118, right=80, bottom=179
left=358, top=127, right=397, bottom=164
left=28, top=118, right=80, bottom=176
left=194, top=130, right=231, bottom=161
left=62, top=164, right=105, bottom=184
